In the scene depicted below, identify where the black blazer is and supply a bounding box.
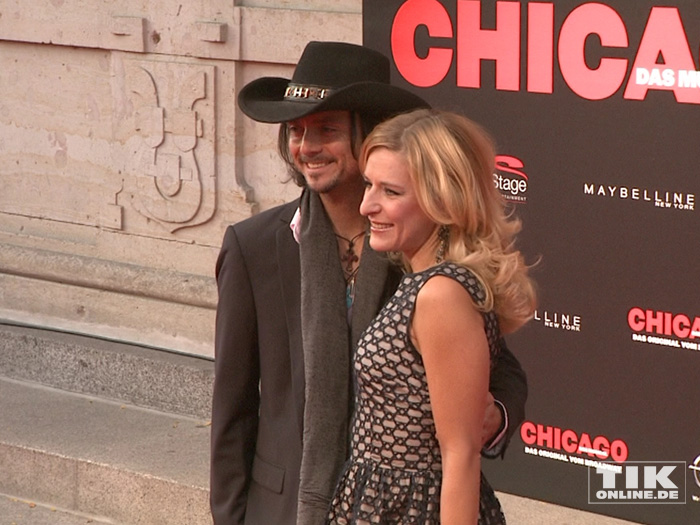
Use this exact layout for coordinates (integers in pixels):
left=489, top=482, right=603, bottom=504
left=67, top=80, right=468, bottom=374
left=210, top=199, right=527, bottom=525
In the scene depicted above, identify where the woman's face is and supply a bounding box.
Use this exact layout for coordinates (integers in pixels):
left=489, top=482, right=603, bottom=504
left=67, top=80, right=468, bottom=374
left=360, top=148, right=437, bottom=271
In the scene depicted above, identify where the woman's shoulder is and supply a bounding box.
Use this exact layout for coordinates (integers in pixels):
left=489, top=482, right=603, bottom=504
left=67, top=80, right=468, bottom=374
left=411, top=267, right=487, bottom=353
left=416, top=263, right=486, bottom=305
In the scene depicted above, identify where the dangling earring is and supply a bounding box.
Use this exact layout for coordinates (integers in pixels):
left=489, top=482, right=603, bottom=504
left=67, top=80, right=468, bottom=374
left=435, top=225, right=449, bottom=263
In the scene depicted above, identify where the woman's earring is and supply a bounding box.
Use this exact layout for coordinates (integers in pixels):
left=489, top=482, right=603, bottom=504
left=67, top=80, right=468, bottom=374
left=435, top=225, right=449, bottom=263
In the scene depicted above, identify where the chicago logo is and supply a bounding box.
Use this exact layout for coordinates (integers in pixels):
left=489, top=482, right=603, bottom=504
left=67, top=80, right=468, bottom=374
left=628, top=307, right=700, bottom=351
left=391, top=0, right=700, bottom=104
left=521, top=421, right=629, bottom=463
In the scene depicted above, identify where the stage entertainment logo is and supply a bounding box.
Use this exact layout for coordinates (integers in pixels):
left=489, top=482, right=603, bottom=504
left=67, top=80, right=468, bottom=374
left=628, top=307, right=700, bottom=352
left=391, top=1, right=700, bottom=106
left=533, top=309, right=581, bottom=332
left=521, top=421, right=629, bottom=471
left=494, top=155, right=528, bottom=203
left=583, top=183, right=695, bottom=212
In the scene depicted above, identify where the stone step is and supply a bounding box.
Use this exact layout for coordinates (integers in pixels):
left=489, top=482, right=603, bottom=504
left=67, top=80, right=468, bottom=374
left=0, top=322, right=214, bottom=420
left=0, top=376, right=211, bottom=525
left=0, top=493, right=114, bottom=525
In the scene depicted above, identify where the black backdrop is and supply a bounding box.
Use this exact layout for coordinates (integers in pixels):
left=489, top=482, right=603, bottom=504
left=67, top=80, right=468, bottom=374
left=364, top=2, right=699, bottom=523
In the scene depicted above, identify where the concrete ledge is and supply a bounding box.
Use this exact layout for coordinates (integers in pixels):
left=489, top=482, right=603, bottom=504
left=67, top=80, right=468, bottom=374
left=0, top=493, right=114, bottom=525
left=0, top=243, right=217, bottom=309
left=0, top=377, right=211, bottom=525
left=0, top=322, right=213, bottom=419
left=1, top=445, right=210, bottom=525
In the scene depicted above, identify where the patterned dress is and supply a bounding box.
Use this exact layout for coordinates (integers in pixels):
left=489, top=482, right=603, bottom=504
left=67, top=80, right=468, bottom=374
left=327, top=262, right=506, bottom=524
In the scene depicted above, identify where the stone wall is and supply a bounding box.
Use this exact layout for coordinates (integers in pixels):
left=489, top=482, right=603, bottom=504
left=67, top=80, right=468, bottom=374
left=0, top=0, right=361, bottom=357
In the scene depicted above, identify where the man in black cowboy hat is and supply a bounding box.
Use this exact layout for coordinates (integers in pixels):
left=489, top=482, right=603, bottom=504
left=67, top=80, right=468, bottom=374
left=210, top=41, right=528, bottom=525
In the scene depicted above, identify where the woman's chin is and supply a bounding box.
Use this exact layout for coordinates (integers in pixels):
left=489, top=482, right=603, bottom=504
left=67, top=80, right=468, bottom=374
left=369, top=239, right=393, bottom=254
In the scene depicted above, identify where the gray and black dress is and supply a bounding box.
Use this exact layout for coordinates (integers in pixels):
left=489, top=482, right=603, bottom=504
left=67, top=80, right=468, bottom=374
left=327, top=262, right=506, bottom=524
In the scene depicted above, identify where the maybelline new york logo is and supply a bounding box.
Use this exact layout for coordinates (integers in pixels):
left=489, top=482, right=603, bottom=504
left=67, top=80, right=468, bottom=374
left=494, top=155, right=527, bottom=203
left=628, top=307, right=700, bottom=352
left=391, top=0, right=700, bottom=105
left=583, top=183, right=695, bottom=212
left=533, top=309, right=581, bottom=332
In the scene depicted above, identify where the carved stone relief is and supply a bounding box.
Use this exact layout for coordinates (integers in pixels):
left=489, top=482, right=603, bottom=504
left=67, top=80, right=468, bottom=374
left=113, top=57, right=217, bottom=234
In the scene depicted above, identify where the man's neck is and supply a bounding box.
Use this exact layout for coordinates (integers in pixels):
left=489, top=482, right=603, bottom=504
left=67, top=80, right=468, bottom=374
left=318, top=185, right=366, bottom=239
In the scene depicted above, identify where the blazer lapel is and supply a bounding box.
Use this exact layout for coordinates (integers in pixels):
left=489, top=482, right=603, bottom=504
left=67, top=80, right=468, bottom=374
left=275, top=202, right=304, bottom=437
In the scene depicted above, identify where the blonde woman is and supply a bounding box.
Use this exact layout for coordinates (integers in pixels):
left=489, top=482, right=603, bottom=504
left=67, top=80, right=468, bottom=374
left=326, top=109, right=537, bottom=524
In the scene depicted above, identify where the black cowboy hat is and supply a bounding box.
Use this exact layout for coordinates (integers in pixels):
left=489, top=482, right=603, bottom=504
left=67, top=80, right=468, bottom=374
left=237, top=41, right=430, bottom=123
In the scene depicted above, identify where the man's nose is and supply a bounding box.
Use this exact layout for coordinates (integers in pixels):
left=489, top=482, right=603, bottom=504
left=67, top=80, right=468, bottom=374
left=299, top=128, right=322, bottom=156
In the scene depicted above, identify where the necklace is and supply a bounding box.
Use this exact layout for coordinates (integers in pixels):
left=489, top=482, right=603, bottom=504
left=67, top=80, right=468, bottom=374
left=335, top=230, right=365, bottom=280
left=335, top=230, right=365, bottom=319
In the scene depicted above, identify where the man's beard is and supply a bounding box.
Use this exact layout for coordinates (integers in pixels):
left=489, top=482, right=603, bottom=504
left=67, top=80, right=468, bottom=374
left=306, top=173, right=341, bottom=194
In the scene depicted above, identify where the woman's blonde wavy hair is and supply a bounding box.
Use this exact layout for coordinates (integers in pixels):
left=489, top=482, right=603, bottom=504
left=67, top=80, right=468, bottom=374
left=359, top=109, right=537, bottom=334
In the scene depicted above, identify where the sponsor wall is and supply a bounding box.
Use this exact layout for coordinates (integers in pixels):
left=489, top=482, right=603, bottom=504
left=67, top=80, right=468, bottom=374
left=364, top=1, right=699, bottom=523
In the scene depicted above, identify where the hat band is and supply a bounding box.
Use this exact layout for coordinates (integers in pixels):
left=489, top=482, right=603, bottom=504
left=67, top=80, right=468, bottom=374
left=284, top=83, right=334, bottom=103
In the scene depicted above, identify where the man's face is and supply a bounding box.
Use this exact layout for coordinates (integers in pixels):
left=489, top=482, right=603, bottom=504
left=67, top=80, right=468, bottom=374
left=287, top=110, right=360, bottom=194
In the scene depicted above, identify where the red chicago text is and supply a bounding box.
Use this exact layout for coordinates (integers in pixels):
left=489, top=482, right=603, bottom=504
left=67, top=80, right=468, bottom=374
left=391, top=0, right=700, bottom=103
left=521, top=421, right=629, bottom=462
left=628, top=307, right=700, bottom=339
